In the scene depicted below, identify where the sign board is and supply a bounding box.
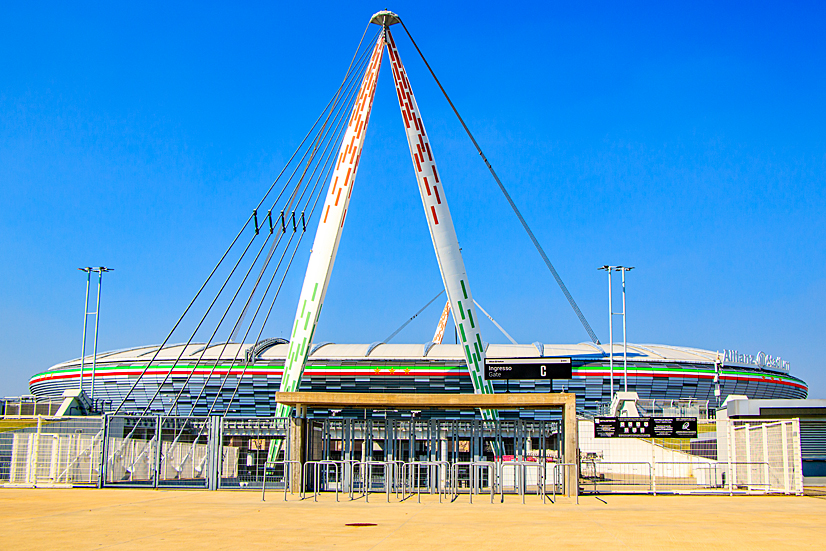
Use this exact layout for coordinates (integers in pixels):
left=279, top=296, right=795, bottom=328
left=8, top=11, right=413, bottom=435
left=484, top=357, right=572, bottom=380
left=594, top=417, right=698, bottom=438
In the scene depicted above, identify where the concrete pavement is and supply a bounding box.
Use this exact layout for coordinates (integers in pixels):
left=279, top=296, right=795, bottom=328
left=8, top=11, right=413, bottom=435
left=1, top=489, right=824, bottom=550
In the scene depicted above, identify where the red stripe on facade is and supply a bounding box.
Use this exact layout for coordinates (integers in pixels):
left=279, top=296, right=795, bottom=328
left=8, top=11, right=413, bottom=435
left=414, top=154, right=422, bottom=172
left=423, top=176, right=431, bottom=195
left=26, top=368, right=809, bottom=391
left=335, top=188, right=342, bottom=206
left=432, top=165, right=440, bottom=183
left=431, top=205, right=439, bottom=225
left=323, top=205, right=330, bottom=223
left=434, top=186, right=441, bottom=204
left=425, top=143, right=432, bottom=161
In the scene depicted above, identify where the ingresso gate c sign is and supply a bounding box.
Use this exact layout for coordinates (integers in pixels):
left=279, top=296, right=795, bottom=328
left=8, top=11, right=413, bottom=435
left=484, top=358, right=572, bottom=380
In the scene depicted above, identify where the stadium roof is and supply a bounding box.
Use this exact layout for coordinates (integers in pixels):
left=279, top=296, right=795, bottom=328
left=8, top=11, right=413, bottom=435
left=47, top=342, right=750, bottom=369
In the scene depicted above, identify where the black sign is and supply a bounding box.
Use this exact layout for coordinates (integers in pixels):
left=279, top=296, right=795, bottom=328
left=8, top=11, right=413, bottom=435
left=594, top=417, right=698, bottom=438
left=484, top=358, right=572, bottom=380
left=652, top=417, right=698, bottom=438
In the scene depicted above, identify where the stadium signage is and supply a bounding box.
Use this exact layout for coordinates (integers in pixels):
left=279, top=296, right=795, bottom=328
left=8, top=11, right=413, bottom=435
left=484, top=357, right=572, bottom=380
left=594, top=417, right=698, bottom=438
left=723, top=349, right=789, bottom=371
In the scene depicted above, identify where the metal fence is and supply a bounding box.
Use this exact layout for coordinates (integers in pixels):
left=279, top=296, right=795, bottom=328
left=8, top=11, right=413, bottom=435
left=0, top=414, right=803, bottom=497
left=578, top=417, right=802, bottom=495
left=0, top=416, right=104, bottom=486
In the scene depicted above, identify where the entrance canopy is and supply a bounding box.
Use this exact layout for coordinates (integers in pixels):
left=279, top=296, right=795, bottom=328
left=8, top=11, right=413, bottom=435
left=276, top=391, right=579, bottom=468
left=276, top=391, right=575, bottom=411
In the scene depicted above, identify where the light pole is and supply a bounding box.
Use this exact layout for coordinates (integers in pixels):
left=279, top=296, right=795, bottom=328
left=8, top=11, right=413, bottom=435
left=619, top=267, right=633, bottom=392
left=598, top=266, right=634, bottom=397
left=78, top=266, right=113, bottom=403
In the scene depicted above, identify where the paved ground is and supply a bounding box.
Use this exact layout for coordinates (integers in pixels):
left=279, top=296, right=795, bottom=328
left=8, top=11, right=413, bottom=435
left=1, top=489, right=824, bottom=550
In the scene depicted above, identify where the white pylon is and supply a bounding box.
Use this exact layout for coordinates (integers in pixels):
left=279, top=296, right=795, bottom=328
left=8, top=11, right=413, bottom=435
left=275, top=14, right=494, bottom=427
left=385, top=29, right=493, bottom=398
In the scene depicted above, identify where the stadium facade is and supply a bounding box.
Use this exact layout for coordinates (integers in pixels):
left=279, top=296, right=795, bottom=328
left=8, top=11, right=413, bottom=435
left=29, top=341, right=807, bottom=417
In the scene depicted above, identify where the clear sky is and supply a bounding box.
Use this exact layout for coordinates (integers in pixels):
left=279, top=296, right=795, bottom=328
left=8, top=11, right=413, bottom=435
left=1, top=1, right=824, bottom=398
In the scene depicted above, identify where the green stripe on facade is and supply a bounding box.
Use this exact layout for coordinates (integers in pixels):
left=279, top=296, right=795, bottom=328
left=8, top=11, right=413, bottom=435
left=292, top=319, right=299, bottom=338
left=304, top=311, right=312, bottom=330
left=460, top=280, right=468, bottom=299
left=311, top=282, right=318, bottom=301
left=457, top=301, right=465, bottom=320
left=476, top=334, right=483, bottom=350
left=300, top=300, right=307, bottom=318
left=468, top=311, right=475, bottom=328
left=464, top=345, right=472, bottom=365
left=459, top=324, right=467, bottom=343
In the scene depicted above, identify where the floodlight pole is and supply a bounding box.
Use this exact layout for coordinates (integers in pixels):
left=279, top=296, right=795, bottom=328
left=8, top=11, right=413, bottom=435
left=599, top=266, right=634, bottom=397
left=619, top=267, right=634, bottom=392
left=87, top=267, right=113, bottom=403
left=78, top=267, right=93, bottom=392
left=599, top=266, right=616, bottom=397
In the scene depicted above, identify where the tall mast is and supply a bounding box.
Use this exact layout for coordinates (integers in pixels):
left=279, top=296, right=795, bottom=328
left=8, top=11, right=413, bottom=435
left=385, top=28, right=493, bottom=399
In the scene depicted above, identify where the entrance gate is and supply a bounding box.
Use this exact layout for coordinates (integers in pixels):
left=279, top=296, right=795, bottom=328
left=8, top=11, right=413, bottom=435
left=277, top=391, right=579, bottom=499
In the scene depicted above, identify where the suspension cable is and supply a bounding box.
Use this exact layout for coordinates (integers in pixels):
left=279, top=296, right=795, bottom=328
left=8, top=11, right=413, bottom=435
left=384, top=290, right=445, bottom=343
left=114, top=29, right=378, bottom=417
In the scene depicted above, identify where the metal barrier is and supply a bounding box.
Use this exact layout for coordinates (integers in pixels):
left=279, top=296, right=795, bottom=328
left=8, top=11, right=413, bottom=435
left=261, top=460, right=300, bottom=501
left=360, top=460, right=392, bottom=502
left=450, top=461, right=495, bottom=503
left=580, top=460, right=654, bottom=494
left=499, top=460, right=547, bottom=504
left=551, top=462, right=578, bottom=504
left=301, top=460, right=344, bottom=501
left=402, top=460, right=448, bottom=503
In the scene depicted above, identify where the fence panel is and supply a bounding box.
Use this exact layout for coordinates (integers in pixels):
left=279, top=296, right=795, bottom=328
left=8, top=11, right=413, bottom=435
left=0, top=417, right=104, bottom=486
left=729, top=419, right=802, bottom=494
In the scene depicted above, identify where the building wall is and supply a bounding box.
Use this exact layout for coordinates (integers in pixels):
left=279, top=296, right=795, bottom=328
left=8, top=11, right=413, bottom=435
left=29, top=359, right=807, bottom=418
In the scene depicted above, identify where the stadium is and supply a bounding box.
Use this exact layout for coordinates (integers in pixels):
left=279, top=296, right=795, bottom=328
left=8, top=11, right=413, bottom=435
left=29, top=341, right=807, bottom=417
left=23, top=11, right=809, bottom=419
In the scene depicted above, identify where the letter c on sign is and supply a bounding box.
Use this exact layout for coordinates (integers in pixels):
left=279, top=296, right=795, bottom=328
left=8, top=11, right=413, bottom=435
left=541, top=365, right=546, bottom=377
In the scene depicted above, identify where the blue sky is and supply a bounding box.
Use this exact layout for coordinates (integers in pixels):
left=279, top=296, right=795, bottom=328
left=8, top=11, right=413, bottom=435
left=1, top=1, right=824, bottom=398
